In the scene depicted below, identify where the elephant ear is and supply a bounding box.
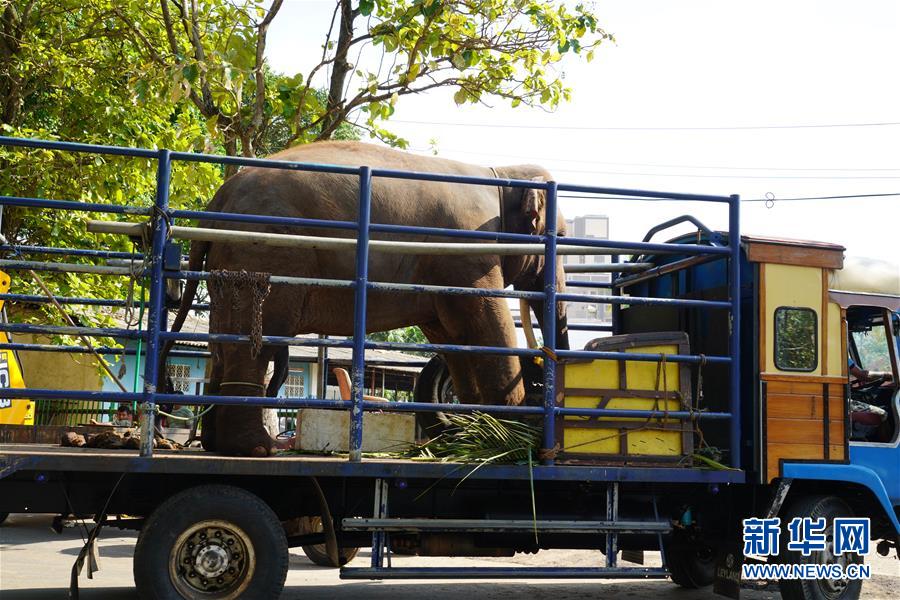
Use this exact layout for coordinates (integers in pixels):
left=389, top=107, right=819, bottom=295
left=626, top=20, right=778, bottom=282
left=522, top=176, right=546, bottom=234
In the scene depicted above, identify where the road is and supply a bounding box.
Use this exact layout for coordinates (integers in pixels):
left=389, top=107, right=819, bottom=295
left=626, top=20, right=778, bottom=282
left=1, top=513, right=897, bottom=599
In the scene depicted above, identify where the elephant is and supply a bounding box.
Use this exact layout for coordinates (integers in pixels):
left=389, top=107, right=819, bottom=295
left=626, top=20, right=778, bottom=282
left=164, top=141, right=569, bottom=456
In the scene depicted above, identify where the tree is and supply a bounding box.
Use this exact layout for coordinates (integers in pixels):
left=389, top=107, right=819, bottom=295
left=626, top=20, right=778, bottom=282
left=0, top=0, right=610, bottom=329
left=116, top=0, right=610, bottom=159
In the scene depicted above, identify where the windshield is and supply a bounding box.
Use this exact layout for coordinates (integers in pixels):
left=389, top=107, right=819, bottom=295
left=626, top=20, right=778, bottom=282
left=852, top=326, right=892, bottom=372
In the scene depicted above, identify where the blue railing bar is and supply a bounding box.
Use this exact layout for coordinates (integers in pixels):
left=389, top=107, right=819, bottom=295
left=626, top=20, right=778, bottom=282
left=0, top=195, right=152, bottom=215
left=156, top=330, right=726, bottom=365
left=0, top=342, right=207, bottom=358
left=557, top=292, right=732, bottom=309
left=642, top=215, right=720, bottom=245
left=557, top=235, right=730, bottom=256
left=158, top=331, right=353, bottom=348
left=541, top=181, right=559, bottom=463
left=0, top=259, right=134, bottom=276
left=171, top=209, right=542, bottom=244
left=364, top=340, right=540, bottom=357
left=170, top=150, right=361, bottom=175
left=373, top=222, right=540, bottom=243
left=556, top=407, right=731, bottom=420
left=1, top=137, right=732, bottom=202
left=0, top=322, right=145, bottom=339
left=728, top=195, right=741, bottom=469
left=172, top=269, right=538, bottom=301
left=0, top=244, right=141, bottom=260
left=557, top=349, right=731, bottom=364
left=565, top=280, right=614, bottom=289
left=0, top=293, right=208, bottom=310
left=171, top=270, right=356, bottom=290
left=613, top=254, right=723, bottom=289
left=0, top=386, right=729, bottom=423
left=0, top=135, right=158, bottom=158
left=556, top=182, right=732, bottom=203
left=140, top=148, right=172, bottom=457
left=0, top=388, right=145, bottom=402
left=349, top=166, right=373, bottom=462
left=174, top=149, right=557, bottom=191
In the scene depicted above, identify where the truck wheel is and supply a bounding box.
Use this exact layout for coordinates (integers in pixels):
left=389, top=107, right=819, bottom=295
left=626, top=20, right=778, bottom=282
left=299, top=516, right=360, bottom=567
left=413, top=355, right=456, bottom=438
left=133, top=485, right=287, bottom=600
left=777, top=495, right=863, bottom=600
left=665, top=538, right=716, bottom=588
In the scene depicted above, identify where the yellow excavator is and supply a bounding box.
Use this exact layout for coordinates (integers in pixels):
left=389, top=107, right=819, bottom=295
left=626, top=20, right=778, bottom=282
left=0, top=270, right=32, bottom=425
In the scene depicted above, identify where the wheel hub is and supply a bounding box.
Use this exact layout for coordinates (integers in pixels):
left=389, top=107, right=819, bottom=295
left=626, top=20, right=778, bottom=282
left=195, top=543, right=230, bottom=578
left=170, top=520, right=255, bottom=598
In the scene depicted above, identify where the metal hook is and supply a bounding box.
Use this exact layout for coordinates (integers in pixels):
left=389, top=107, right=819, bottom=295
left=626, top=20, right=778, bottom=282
left=765, top=192, right=775, bottom=209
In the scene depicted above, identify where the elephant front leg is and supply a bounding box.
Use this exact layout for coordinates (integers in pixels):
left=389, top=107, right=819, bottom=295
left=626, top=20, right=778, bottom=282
left=213, top=344, right=277, bottom=457
left=435, top=294, right=525, bottom=407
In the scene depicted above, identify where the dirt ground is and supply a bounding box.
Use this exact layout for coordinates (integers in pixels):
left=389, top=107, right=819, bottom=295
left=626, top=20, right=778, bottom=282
left=1, top=513, right=897, bottom=599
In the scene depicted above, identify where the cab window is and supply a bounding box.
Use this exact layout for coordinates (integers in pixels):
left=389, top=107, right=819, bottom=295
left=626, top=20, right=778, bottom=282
left=774, top=307, right=818, bottom=372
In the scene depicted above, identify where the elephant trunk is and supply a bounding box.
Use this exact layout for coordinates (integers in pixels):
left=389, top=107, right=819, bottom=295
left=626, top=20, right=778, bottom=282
left=527, top=297, right=569, bottom=352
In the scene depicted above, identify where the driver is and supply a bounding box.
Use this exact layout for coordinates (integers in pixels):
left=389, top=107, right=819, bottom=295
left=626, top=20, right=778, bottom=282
left=848, top=356, right=889, bottom=440
left=849, top=356, right=893, bottom=385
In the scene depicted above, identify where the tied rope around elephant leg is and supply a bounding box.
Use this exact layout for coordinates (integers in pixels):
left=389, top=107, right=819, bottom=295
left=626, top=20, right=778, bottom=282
left=208, top=269, right=272, bottom=359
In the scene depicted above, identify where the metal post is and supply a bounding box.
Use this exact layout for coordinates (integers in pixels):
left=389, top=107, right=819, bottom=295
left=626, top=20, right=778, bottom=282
left=349, top=166, right=372, bottom=462
left=317, top=334, right=327, bottom=399
left=728, top=194, right=741, bottom=469
left=541, top=181, right=559, bottom=464
left=139, top=149, right=172, bottom=457
left=371, top=478, right=389, bottom=568
left=611, top=254, right=621, bottom=335
left=605, top=482, right=618, bottom=567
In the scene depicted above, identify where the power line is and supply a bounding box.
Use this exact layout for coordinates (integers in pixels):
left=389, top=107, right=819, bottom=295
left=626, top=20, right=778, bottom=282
left=410, top=146, right=900, bottom=173
left=558, top=192, right=900, bottom=203
left=534, top=166, right=900, bottom=180
left=396, top=119, right=900, bottom=131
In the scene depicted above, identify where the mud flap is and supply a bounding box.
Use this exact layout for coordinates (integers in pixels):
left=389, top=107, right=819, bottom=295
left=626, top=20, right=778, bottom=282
left=713, top=543, right=743, bottom=599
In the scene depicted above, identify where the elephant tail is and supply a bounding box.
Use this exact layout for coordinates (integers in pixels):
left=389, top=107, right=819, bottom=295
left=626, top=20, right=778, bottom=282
left=158, top=239, right=209, bottom=388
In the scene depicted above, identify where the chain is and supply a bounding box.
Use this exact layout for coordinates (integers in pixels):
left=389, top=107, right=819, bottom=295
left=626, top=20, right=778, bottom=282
left=208, top=269, right=271, bottom=359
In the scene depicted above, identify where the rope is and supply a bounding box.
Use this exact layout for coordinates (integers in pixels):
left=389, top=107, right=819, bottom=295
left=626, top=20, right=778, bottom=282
left=208, top=269, right=271, bottom=358
left=156, top=405, right=214, bottom=422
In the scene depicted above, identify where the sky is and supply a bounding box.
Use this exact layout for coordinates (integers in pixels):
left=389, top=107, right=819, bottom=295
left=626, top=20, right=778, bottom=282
left=266, top=0, right=900, bottom=264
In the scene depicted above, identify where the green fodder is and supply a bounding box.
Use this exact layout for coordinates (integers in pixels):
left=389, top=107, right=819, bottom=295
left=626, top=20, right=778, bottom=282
left=406, top=412, right=540, bottom=464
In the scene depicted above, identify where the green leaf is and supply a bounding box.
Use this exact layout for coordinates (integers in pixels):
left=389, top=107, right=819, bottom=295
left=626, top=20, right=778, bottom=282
left=453, top=88, right=467, bottom=105
left=359, top=0, right=375, bottom=16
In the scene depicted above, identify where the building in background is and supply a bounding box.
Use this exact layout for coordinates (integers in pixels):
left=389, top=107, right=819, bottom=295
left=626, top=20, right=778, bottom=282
left=564, top=215, right=612, bottom=324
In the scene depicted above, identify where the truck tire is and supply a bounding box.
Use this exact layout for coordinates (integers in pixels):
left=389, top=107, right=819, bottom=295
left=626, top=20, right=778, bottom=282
left=665, top=538, right=716, bottom=588
left=299, top=516, right=360, bottom=567
left=133, top=485, right=288, bottom=600
left=777, top=495, right=864, bottom=600
left=413, top=355, right=456, bottom=438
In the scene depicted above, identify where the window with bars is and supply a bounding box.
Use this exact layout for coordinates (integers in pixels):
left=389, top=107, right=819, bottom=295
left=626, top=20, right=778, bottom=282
left=166, top=364, right=193, bottom=393
left=283, top=372, right=305, bottom=398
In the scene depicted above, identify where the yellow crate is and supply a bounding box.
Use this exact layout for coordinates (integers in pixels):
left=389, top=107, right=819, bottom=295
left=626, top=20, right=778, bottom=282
left=557, top=332, right=692, bottom=463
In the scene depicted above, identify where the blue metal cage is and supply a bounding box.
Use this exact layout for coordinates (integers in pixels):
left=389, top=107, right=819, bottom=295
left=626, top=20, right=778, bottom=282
left=0, top=135, right=742, bottom=472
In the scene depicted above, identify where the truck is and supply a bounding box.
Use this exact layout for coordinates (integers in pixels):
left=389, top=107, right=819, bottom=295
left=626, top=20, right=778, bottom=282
left=0, top=135, right=897, bottom=600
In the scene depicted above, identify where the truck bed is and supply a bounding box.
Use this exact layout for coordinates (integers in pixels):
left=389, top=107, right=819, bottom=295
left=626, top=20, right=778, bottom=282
left=0, top=444, right=744, bottom=483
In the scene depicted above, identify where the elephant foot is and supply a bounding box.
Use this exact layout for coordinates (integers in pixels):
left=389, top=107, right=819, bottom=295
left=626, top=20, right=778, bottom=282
left=214, top=406, right=274, bottom=457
